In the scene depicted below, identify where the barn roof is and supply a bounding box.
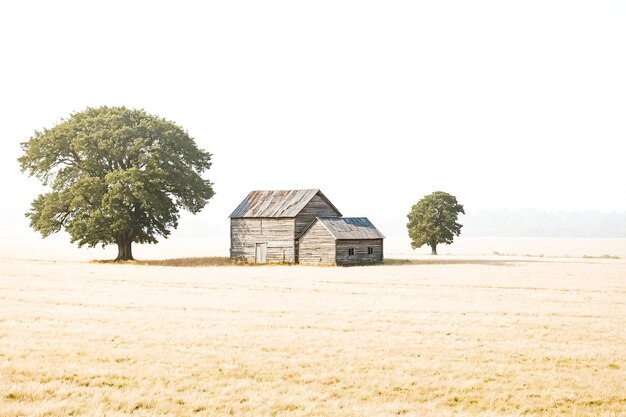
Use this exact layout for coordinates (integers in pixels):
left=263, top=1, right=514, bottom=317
left=229, top=189, right=341, bottom=218
left=308, top=217, right=385, bottom=240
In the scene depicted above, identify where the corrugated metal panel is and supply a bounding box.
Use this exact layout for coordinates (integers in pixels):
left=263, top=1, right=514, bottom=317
left=317, top=217, right=385, bottom=240
left=230, top=189, right=322, bottom=218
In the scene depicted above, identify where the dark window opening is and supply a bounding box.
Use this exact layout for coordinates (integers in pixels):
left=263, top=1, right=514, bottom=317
left=348, top=248, right=355, bottom=256
left=368, top=247, right=374, bottom=255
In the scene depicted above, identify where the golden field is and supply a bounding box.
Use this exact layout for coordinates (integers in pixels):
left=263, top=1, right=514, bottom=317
left=0, top=258, right=624, bottom=416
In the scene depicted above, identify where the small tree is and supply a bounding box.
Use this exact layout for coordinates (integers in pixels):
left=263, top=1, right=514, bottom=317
left=18, top=106, right=214, bottom=260
left=407, top=191, right=464, bottom=255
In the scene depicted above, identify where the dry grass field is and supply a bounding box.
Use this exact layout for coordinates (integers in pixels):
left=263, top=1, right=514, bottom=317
left=0, top=258, right=624, bottom=417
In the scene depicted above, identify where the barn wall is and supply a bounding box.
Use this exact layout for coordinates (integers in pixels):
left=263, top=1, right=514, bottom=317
left=335, top=239, right=383, bottom=265
left=294, top=193, right=341, bottom=237
left=298, top=220, right=336, bottom=265
left=230, top=218, right=295, bottom=263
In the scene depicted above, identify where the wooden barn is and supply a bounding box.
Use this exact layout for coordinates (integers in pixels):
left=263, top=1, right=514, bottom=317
left=229, top=189, right=342, bottom=263
left=298, top=217, right=384, bottom=265
left=229, top=189, right=384, bottom=265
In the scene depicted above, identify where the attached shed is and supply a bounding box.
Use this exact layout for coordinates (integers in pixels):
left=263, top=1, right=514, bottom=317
left=299, top=217, right=384, bottom=265
left=229, top=189, right=341, bottom=263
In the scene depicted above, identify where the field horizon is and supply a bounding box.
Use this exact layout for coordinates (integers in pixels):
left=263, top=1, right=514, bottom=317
left=3, top=235, right=626, bottom=263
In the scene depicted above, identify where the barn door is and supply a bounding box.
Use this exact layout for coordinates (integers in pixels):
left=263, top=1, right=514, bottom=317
left=255, top=243, right=267, bottom=264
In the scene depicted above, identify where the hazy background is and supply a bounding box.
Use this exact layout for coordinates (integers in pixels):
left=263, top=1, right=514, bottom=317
left=1, top=1, right=625, bottom=260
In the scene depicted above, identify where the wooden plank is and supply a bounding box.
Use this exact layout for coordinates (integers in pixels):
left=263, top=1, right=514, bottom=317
left=299, top=219, right=336, bottom=265
left=294, top=193, right=341, bottom=237
left=230, top=218, right=296, bottom=263
left=335, top=239, right=383, bottom=266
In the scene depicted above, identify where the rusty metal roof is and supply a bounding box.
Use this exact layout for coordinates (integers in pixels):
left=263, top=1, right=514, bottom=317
left=312, top=217, right=385, bottom=240
left=229, top=189, right=341, bottom=218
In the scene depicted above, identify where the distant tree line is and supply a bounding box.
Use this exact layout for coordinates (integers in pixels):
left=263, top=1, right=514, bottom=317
left=462, top=209, right=626, bottom=238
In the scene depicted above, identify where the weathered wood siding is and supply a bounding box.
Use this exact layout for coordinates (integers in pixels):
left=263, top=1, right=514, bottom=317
left=230, top=218, right=295, bottom=263
left=298, top=220, right=336, bottom=265
left=294, top=194, right=341, bottom=237
left=335, top=239, right=383, bottom=265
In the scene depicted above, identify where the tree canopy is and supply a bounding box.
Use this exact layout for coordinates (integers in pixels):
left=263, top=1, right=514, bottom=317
left=406, top=191, right=465, bottom=255
left=18, top=106, right=214, bottom=260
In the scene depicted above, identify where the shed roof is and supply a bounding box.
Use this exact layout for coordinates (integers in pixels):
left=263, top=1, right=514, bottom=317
left=307, top=217, right=385, bottom=240
left=229, top=189, right=341, bottom=218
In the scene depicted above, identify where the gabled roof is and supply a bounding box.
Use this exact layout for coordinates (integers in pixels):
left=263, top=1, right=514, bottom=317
left=229, top=189, right=341, bottom=218
left=304, top=217, right=385, bottom=240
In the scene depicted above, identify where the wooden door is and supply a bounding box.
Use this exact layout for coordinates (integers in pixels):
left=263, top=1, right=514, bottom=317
left=255, top=243, right=267, bottom=264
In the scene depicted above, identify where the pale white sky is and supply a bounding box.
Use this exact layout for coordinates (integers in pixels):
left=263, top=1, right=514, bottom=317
left=1, top=1, right=625, bottom=244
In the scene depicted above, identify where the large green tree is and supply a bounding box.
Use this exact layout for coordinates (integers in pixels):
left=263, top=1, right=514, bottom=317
left=19, top=106, right=214, bottom=260
left=407, top=191, right=465, bottom=255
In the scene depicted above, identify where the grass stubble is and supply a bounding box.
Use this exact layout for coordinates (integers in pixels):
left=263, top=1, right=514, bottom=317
left=0, top=258, right=624, bottom=416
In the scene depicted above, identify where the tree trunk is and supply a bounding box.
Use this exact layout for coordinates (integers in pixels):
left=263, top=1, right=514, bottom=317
left=430, top=243, right=438, bottom=255
left=115, top=235, right=134, bottom=261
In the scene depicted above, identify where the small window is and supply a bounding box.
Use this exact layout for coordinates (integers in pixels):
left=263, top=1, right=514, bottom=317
left=368, top=247, right=374, bottom=255
left=348, top=248, right=355, bottom=256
